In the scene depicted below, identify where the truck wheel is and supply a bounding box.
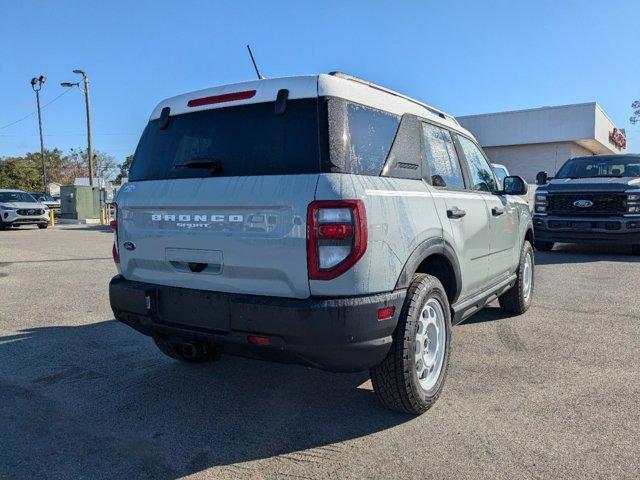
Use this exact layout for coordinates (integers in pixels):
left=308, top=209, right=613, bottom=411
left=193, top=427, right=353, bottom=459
left=37, top=223, right=48, bottom=229
left=370, top=274, right=451, bottom=415
left=632, top=245, right=640, bottom=256
left=499, top=241, right=534, bottom=315
left=153, top=335, right=219, bottom=363
left=535, top=240, right=554, bottom=251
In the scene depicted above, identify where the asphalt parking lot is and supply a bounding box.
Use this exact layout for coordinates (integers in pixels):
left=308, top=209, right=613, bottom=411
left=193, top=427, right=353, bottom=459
left=1, top=225, right=638, bottom=479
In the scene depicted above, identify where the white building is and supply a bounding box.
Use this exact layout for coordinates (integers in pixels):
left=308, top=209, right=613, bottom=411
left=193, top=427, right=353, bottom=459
left=458, top=103, right=628, bottom=182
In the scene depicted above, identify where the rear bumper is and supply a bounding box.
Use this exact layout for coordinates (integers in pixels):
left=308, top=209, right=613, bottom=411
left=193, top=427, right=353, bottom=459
left=109, top=275, right=405, bottom=372
left=534, top=215, right=640, bottom=245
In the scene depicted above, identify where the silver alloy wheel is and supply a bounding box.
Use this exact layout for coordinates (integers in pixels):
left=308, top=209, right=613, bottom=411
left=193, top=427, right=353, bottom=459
left=415, top=298, right=446, bottom=391
left=522, top=250, right=533, bottom=302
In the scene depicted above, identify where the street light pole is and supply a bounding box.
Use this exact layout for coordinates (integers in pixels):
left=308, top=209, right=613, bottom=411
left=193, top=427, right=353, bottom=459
left=61, top=69, right=94, bottom=186
left=30, top=75, right=47, bottom=192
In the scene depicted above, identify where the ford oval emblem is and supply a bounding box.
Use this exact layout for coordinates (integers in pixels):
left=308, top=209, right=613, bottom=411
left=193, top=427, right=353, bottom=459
left=573, top=199, right=593, bottom=208
left=123, top=241, right=136, bottom=251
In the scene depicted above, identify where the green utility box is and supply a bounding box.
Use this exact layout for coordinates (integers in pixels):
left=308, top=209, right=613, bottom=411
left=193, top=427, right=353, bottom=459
left=60, top=185, right=101, bottom=220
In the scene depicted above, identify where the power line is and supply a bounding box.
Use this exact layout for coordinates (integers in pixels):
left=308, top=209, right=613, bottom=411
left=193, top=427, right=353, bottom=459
left=0, top=88, right=74, bottom=130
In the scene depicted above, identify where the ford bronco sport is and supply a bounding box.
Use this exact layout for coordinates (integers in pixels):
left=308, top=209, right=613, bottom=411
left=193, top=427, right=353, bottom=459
left=109, top=73, right=534, bottom=414
left=534, top=154, right=640, bottom=254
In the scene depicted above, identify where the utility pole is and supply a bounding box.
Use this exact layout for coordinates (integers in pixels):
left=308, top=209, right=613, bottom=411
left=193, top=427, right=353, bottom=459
left=30, top=75, right=47, bottom=192
left=61, top=69, right=93, bottom=186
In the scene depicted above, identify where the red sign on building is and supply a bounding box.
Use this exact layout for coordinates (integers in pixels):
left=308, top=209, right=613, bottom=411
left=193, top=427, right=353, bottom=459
left=609, top=128, right=627, bottom=151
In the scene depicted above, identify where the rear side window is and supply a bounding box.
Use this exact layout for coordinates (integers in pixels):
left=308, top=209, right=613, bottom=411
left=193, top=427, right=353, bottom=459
left=422, top=123, right=465, bottom=189
left=129, top=99, right=322, bottom=181
left=329, top=100, right=400, bottom=176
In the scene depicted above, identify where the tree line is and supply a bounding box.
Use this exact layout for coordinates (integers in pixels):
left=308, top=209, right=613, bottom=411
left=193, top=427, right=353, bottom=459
left=0, top=149, right=132, bottom=192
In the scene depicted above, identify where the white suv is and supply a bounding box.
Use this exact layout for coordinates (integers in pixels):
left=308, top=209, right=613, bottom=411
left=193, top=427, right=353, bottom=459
left=0, top=189, right=50, bottom=229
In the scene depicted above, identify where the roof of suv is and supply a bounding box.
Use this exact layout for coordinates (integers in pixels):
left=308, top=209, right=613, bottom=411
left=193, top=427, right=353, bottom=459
left=150, top=73, right=472, bottom=137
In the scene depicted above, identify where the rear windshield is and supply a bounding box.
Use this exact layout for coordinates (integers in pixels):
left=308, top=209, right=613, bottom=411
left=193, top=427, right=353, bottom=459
left=129, top=97, right=401, bottom=181
left=129, top=99, right=322, bottom=181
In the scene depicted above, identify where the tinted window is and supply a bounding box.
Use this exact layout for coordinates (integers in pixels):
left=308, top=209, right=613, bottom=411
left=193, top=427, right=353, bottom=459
left=330, top=101, right=400, bottom=176
left=129, top=99, right=322, bottom=181
left=422, top=123, right=465, bottom=189
left=458, top=136, right=497, bottom=192
left=0, top=192, right=37, bottom=203
left=556, top=156, right=640, bottom=178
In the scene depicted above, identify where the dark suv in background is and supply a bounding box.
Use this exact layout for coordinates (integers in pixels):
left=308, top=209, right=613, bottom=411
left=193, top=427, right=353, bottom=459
left=534, top=154, right=640, bottom=254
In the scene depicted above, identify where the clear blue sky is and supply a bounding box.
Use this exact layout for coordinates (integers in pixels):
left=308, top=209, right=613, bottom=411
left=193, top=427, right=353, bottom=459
left=1, top=0, right=638, bottom=165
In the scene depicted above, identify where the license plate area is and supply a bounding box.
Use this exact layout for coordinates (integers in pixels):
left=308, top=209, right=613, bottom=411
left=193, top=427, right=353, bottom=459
left=571, top=221, right=592, bottom=230
left=157, top=288, right=231, bottom=332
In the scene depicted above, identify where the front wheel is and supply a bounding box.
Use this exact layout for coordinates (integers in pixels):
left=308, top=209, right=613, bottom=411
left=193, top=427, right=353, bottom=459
left=37, top=223, right=48, bottom=229
left=632, top=245, right=640, bottom=256
left=370, top=274, right=451, bottom=415
left=499, top=240, right=534, bottom=315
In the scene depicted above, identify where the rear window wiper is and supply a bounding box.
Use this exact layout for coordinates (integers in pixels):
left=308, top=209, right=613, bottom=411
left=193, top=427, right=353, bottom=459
left=174, top=158, right=223, bottom=175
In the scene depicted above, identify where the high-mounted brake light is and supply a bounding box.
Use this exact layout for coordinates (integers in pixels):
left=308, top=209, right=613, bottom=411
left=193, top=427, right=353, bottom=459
left=307, top=200, right=367, bottom=281
left=187, top=90, right=256, bottom=108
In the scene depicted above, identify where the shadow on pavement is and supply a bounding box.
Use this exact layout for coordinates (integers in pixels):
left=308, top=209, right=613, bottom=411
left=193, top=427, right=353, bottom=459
left=57, top=225, right=112, bottom=233
left=535, top=243, right=640, bottom=265
left=459, top=305, right=511, bottom=325
left=0, top=320, right=411, bottom=478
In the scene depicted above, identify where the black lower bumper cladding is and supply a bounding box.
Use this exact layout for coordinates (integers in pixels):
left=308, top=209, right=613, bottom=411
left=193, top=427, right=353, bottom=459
left=109, top=276, right=405, bottom=372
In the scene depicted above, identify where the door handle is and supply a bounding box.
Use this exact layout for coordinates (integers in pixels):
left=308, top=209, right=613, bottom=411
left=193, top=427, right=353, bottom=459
left=492, top=207, right=505, bottom=216
left=447, top=207, right=466, bottom=219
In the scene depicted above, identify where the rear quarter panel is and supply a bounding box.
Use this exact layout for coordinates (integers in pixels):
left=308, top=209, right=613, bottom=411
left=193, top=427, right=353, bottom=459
left=311, top=174, right=444, bottom=296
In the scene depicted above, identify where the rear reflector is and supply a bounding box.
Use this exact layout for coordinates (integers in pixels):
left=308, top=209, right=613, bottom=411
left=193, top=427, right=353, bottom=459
left=247, top=335, right=270, bottom=346
left=377, top=306, right=395, bottom=321
left=187, top=90, right=256, bottom=107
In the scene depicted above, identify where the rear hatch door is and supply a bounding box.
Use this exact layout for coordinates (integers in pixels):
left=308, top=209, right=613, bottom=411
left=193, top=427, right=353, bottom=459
left=116, top=83, right=323, bottom=299
left=117, top=175, right=317, bottom=298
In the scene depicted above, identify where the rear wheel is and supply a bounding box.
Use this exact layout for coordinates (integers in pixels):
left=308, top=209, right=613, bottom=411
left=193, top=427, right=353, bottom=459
left=535, top=240, right=554, bottom=251
left=499, top=241, right=534, bottom=315
left=370, top=274, right=451, bottom=415
left=632, top=245, right=640, bottom=256
left=153, top=336, right=219, bottom=363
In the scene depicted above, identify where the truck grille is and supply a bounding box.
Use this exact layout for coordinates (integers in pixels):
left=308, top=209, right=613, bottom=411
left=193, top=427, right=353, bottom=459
left=547, top=193, right=626, bottom=216
left=17, top=208, right=44, bottom=216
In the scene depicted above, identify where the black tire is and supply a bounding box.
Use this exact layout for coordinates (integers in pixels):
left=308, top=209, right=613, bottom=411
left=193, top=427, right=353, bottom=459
left=153, top=335, right=219, bottom=363
left=632, top=245, right=640, bottom=256
left=0, top=221, right=10, bottom=231
left=370, top=274, right=451, bottom=415
left=37, top=223, right=48, bottom=229
left=535, top=240, right=554, bottom=251
left=499, top=241, right=535, bottom=315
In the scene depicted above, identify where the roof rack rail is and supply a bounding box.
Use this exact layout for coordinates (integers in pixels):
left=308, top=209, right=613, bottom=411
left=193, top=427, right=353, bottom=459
left=328, top=72, right=459, bottom=125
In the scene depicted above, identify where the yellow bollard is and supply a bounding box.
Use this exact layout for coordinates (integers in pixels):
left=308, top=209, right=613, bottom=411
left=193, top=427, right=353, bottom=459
left=49, top=208, right=55, bottom=227
left=100, top=207, right=106, bottom=225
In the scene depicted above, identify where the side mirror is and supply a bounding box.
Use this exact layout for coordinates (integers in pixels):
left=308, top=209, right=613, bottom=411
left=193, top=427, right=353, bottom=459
left=535, top=171, right=548, bottom=185
left=503, top=176, right=528, bottom=195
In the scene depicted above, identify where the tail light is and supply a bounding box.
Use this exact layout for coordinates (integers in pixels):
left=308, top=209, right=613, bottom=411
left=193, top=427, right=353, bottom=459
left=307, top=200, right=367, bottom=280
left=110, top=206, right=119, bottom=264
